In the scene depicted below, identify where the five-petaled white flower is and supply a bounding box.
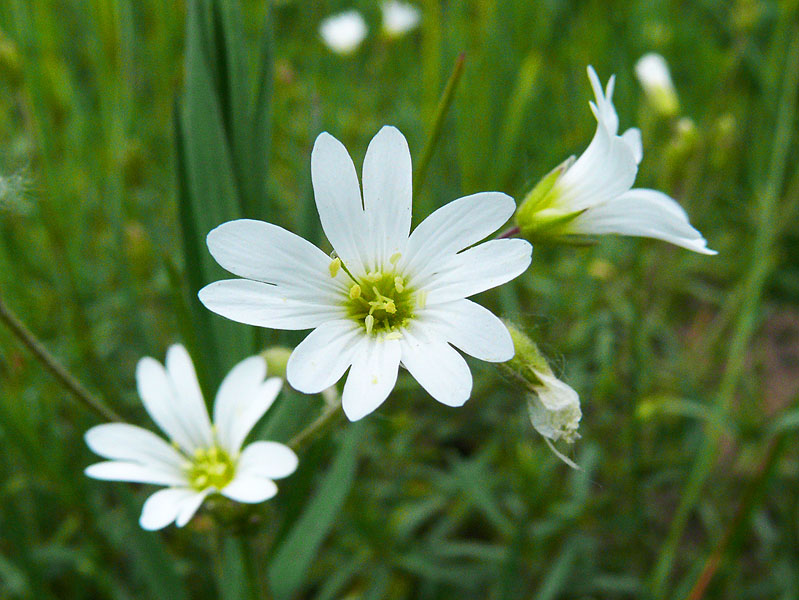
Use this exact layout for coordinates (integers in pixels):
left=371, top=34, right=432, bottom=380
left=199, top=126, right=532, bottom=421
left=319, top=10, right=367, bottom=55
left=84, top=345, right=297, bottom=531
left=516, top=66, right=715, bottom=255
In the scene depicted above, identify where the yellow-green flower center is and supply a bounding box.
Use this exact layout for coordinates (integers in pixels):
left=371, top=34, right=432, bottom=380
left=186, top=445, right=235, bottom=491
left=345, top=270, right=417, bottom=336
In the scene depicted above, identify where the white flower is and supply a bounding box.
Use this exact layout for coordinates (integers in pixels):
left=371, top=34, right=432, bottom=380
left=527, top=373, right=581, bottom=444
left=635, top=53, right=679, bottom=116
left=319, top=10, right=367, bottom=55
left=84, top=345, right=297, bottom=531
left=527, top=371, right=582, bottom=469
left=199, top=126, right=532, bottom=421
left=517, top=66, right=715, bottom=255
left=382, top=1, right=421, bottom=37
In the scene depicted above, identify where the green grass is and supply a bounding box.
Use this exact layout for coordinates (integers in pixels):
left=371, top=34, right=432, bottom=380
left=1, top=1, right=798, bottom=599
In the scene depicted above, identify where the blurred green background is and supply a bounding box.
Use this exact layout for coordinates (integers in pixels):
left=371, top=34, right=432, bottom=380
left=0, top=0, right=798, bottom=598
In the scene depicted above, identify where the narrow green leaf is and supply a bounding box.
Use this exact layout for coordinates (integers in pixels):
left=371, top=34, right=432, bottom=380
left=268, top=424, right=364, bottom=599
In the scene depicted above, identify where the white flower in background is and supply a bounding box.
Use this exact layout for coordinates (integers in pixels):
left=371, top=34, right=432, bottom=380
left=200, top=126, right=532, bottom=421
left=382, top=1, right=421, bottom=37
left=319, top=10, right=367, bottom=55
left=85, top=345, right=297, bottom=531
left=516, top=66, right=715, bottom=255
left=635, top=53, right=679, bottom=116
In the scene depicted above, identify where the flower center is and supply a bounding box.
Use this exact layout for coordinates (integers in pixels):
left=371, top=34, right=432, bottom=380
left=345, top=269, right=417, bottom=337
left=186, top=445, right=235, bottom=491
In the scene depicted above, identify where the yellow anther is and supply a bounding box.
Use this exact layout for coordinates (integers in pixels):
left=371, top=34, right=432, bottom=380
left=329, top=257, right=341, bottom=278
left=394, top=277, right=404, bottom=292
left=365, top=314, right=375, bottom=335
left=385, top=331, right=403, bottom=340
left=384, top=300, right=396, bottom=314
left=349, top=284, right=362, bottom=299
left=416, top=290, right=427, bottom=309
left=389, top=252, right=402, bottom=265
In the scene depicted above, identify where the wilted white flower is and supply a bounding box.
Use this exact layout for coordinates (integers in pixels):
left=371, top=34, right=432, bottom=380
left=516, top=66, right=715, bottom=255
left=527, top=372, right=581, bottom=444
left=200, top=126, right=532, bottom=421
left=382, top=1, right=421, bottom=37
left=85, top=345, right=297, bottom=531
left=635, top=53, right=679, bottom=116
left=319, top=10, right=367, bottom=55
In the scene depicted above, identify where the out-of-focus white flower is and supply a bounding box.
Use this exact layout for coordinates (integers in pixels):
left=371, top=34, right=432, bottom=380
left=382, top=1, right=421, bottom=37
left=319, top=10, right=367, bottom=55
left=200, top=126, right=532, bottom=422
left=635, top=53, right=679, bottom=116
left=516, top=66, right=715, bottom=255
left=85, top=345, right=297, bottom=531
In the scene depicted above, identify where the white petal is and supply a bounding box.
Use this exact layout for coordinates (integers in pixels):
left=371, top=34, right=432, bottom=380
left=214, top=356, right=282, bottom=454
left=570, top=188, right=717, bottom=255
left=136, top=357, right=199, bottom=453
left=227, top=378, right=282, bottom=455
left=311, top=132, right=369, bottom=274
left=286, top=319, right=365, bottom=394
left=319, top=10, right=367, bottom=54
left=621, top=128, right=643, bottom=164
left=139, top=488, right=197, bottom=531
left=587, top=66, right=619, bottom=135
left=206, top=219, right=345, bottom=296
left=199, top=279, right=345, bottom=330
left=403, top=192, right=516, bottom=283
left=222, top=475, right=278, bottom=503
left=165, top=345, right=213, bottom=449
left=175, top=489, right=211, bottom=527
left=85, top=461, right=187, bottom=487
left=400, top=327, right=472, bottom=407
left=341, top=337, right=401, bottom=421
left=85, top=423, right=185, bottom=470
left=214, top=356, right=265, bottom=443
left=362, top=126, right=412, bottom=269
left=421, top=299, right=514, bottom=362
left=424, top=239, right=532, bottom=304
left=556, top=118, right=638, bottom=212
left=237, top=441, right=299, bottom=480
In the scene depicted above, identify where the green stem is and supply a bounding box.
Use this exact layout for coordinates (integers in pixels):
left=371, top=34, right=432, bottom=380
left=650, top=31, right=799, bottom=599
left=288, top=388, right=343, bottom=451
left=237, top=535, right=268, bottom=600
left=0, top=292, right=122, bottom=423
left=412, top=52, right=466, bottom=200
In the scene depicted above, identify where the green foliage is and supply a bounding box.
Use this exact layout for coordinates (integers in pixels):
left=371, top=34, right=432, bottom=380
left=0, top=1, right=798, bottom=599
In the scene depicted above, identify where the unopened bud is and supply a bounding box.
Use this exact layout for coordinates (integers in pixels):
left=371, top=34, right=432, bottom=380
left=261, top=346, right=292, bottom=378
left=635, top=53, right=679, bottom=117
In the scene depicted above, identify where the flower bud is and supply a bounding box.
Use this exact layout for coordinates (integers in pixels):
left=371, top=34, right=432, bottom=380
left=635, top=53, right=679, bottom=117
left=261, top=346, right=292, bottom=379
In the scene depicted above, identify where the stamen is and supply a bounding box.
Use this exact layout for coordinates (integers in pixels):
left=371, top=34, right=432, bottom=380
left=394, top=277, right=404, bottom=292
left=349, top=284, right=362, bottom=299
left=389, top=252, right=402, bottom=265
left=329, top=257, right=341, bottom=278
left=385, top=331, right=403, bottom=340
left=365, top=314, right=375, bottom=335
